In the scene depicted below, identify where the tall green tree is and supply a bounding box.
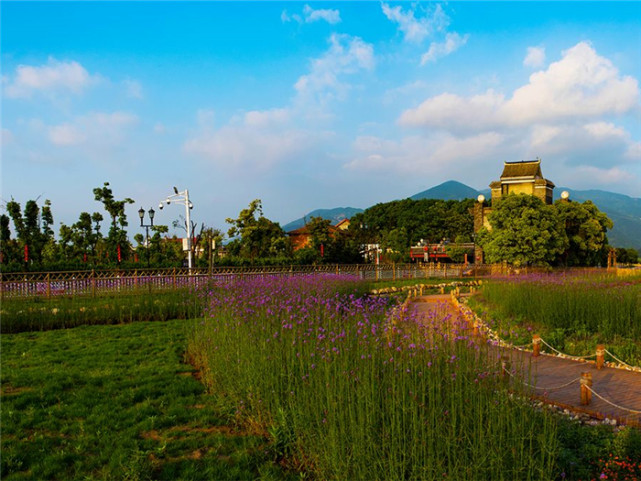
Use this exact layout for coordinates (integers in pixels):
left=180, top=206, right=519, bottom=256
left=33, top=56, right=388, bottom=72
left=0, top=214, right=16, bottom=264
left=477, top=194, right=568, bottom=266
left=93, top=182, right=134, bottom=262
left=555, top=199, right=613, bottom=266
left=226, top=199, right=289, bottom=260
left=5, top=198, right=54, bottom=266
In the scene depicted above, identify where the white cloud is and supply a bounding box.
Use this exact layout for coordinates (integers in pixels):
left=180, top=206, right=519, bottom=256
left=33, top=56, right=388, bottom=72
left=303, top=5, right=341, bottom=24
left=420, top=32, right=470, bottom=64
left=346, top=132, right=506, bottom=175
left=183, top=109, right=329, bottom=170
left=4, top=57, right=99, bottom=99
left=1, top=128, right=14, bottom=146
left=123, top=79, right=143, bottom=99
left=282, top=5, right=341, bottom=25
left=381, top=3, right=448, bottom=44
left=350, top=42, right=640, bottom=192
left=294, top=33, right=374, bottom=109
left=185, top=31, right=373, bottom=170
left=48, top=124, right=85, bottom=146
left=505, top=42, right=639, bottom=124
left=399, top=90, right=506, bottom=134
left=243, top=108, right=290, bottom=128
left=153, top=123, right=167, bottom=134
left=281, top=9, right=303, bottom=24
left=46, top=112, right=138, bottom=148
left=401, top=42, right=639, bottom=130
left=524, top=46, right=546, bottom=68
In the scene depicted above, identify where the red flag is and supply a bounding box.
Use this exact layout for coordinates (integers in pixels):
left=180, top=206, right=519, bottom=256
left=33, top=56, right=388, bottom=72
left=320, top=244, right=324, bottom=257
left=83, top=253, right=88, bottom=263
left=117, top=245, right=122, bottom=263
left=24, top=244, right=29, bottom=262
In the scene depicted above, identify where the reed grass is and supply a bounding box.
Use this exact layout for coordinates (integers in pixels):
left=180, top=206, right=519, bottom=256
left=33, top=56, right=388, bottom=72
left=478, top=272, right=641, bottom=364
left=188, top=275, right=559, bottom=480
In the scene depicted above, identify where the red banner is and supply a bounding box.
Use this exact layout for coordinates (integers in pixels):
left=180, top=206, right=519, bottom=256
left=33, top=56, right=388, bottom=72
left=24, top=244, right=29, bottom=263
left=117, top=245, right=122, bottom=263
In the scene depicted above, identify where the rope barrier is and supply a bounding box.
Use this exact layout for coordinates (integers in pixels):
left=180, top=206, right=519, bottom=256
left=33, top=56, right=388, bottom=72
left=604, top=349, right=637, bottom=370
left=503, top=368, right=581, bottom=391
left=585, top=386, right=641, bottom=415
left=539, top=338, right=597, bottom=360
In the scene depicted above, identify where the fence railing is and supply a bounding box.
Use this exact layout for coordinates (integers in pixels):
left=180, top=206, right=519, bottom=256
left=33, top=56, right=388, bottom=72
left=1, top=263, right=484, bottom=300
left=1, top=264, right=628, bottom=300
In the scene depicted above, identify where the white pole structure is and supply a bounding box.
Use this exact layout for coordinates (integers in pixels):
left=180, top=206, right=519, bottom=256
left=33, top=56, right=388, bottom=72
left=158, top=187, right=194, bottom=270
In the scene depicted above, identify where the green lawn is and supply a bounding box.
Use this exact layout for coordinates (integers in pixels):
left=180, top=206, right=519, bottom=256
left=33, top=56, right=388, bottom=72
left=1, top=320, right=297, bottom=480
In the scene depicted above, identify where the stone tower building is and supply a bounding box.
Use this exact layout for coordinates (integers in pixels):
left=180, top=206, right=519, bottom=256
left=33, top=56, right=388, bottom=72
left=489, top=160, right=555, bottom=205
left=473, top=160, right=555, bottom=263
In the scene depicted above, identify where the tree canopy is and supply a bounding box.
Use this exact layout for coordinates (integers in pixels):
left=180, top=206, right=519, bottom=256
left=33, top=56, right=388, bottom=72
left=226, top=199, right=289, bottom=261
left=477, top=194, right=613, bottom=267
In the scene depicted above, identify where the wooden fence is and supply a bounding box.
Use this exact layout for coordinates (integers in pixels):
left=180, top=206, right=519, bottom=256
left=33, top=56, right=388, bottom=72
left=0, top=263, right=485, bottom=300
left=1, top=264, right=624, bottom=300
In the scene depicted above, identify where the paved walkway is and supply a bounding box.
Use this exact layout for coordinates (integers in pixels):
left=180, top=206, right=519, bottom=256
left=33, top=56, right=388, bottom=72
left=410, top=295, right=641, bottom=427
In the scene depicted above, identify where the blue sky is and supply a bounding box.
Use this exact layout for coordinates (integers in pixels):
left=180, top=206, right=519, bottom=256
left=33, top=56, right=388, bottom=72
left=2, top=1, right=640, bottom=237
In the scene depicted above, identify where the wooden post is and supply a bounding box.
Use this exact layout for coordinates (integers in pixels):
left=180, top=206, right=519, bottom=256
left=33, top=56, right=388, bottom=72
left=580, top=372, right=592, bottom=405
left=596, top=344, right=605, bottom=370
left=172, top=267, right=177, bottom=289
left=91, top=269, right=96, bottom=298
left=393, top=263, right=396, bottom=281
left=532, top=334, right=541, bottom=357
left=46, top=272, right=51, bottom=299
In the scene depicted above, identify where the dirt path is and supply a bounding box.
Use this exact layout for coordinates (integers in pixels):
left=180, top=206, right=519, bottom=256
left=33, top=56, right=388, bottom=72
left=410, top=294, right=641, bottom=427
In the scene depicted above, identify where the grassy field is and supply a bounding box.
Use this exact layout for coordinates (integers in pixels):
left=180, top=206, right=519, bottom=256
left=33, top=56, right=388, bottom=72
left=0, top=289, right=204, bottom=334
left=3, top=273, right=641, bottom=480
left=1, top=319, right=297, bottom=480
left=471, top=272, right=641, bottom=366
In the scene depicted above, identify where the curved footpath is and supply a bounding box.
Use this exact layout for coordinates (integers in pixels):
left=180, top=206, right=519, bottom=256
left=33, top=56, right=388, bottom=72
left=410, top=294, right=641, bottom=427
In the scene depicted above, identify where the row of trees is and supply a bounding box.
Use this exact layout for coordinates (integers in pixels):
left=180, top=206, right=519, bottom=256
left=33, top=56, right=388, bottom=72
left=1, top=187, right=636, bottom=271
left=1, top=183, right=201, bottom=272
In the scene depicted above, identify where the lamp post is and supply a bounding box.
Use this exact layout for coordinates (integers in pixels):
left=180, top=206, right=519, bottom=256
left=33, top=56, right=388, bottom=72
left=92, top=218, right=100, bottom=265
left=158, top=187, right=194, bottom=269
left=138, top=207, right=155, bottom=268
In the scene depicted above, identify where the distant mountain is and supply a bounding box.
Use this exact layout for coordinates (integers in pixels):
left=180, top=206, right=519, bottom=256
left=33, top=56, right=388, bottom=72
left=282, top=207, right=363, bottom=232
left=410, top=180, right=481, bottom=201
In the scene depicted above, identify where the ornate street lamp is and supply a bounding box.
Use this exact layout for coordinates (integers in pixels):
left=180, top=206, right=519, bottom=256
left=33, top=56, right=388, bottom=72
left=158, top=187, right=194, bottom=269
left=138, top=207, right=155, bottom=268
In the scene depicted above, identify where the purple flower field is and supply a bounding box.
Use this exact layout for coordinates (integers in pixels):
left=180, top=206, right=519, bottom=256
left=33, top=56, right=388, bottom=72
left=188, top=274, right=558, bottom=479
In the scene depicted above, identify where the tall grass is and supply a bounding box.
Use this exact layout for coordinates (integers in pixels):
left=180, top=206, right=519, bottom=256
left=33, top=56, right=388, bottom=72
left=0, top=289, right=204, bottom=333
left=479, top=273, right=641, bottom=365
left=188, top=275, right=558, bottom=480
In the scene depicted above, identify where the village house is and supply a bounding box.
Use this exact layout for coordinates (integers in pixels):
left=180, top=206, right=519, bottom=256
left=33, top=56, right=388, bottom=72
left=288, top=218, right=351, bottom=251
